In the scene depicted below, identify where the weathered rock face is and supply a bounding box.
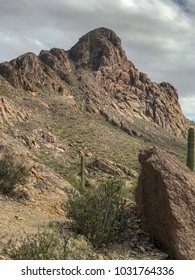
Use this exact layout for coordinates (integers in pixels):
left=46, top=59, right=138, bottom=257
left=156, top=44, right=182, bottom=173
left=136, top=147, right=195, bottom=259
left=0, top=27, right=188, bottom=138
left=91, top=63, right=186, bottom=138
left=69, top=28, right=187, bottom=138
left=0, top=49, right=72, bottom=93
left=39, top=48, right=72, bottom=85
left=69, top=27, right=127, bottom=69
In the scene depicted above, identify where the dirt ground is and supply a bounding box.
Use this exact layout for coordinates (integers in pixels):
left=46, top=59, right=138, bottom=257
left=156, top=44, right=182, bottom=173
left=0, top=192, right=66, bottom=257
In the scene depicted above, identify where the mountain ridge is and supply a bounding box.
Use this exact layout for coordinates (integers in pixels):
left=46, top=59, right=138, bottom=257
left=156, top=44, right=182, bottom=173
left=0, top=27, right=188, bottom=138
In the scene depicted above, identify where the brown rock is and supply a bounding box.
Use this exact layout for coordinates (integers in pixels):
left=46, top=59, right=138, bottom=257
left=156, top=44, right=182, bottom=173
left=89, top=158, right=131, bottom=177
left=69, top=27, right=127, bottom=70
left=140, top=72, right=150, bottom=83
left=136, top=147, right=195, bottom=259
left=39, top=48, right=72, bottom=85
left=119, top=71, right=130, bottom=84
left=0, top=96, right=28, bottom=126
left=0, top=49, right=73, bottom=92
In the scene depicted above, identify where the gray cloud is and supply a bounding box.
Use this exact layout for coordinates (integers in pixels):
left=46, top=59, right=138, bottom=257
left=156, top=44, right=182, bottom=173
left=0, top=0, right=194, bottom=119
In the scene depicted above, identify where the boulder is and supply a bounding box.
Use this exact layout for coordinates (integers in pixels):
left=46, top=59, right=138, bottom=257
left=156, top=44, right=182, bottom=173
left=136, top=147, right=195, bottom=259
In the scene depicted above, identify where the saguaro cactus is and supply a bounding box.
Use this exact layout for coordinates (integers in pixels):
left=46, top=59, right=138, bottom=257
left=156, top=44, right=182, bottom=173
left=80, top=154, right=85, bottom=188
left=186, top=127, right=195, bottom=171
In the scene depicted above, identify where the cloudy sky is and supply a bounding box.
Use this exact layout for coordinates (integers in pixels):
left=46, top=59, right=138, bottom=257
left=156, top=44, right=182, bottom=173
left=0, top=0, right=194, bottom=119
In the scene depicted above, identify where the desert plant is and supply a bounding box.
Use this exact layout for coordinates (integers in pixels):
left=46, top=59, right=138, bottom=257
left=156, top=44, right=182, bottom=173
left=186, top=127, right=195, bottom=171
left=5, top=225, right=69, bottom=260
left=0, top=154, right=29, bottom=196
left=66, top=235, right=97, bottom=260
left=66, top=178, right=127, bottom=247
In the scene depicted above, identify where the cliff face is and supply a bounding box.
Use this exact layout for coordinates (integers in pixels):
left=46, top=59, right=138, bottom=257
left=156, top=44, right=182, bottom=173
left=0, top=49, right=72, bottom=93
left=69, top=27, right=127, bottom=69
left=0, top=27, right=187, bottom=138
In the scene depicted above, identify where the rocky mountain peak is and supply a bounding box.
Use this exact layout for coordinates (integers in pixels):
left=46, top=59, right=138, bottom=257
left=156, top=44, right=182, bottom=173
left=0, top=28, right=188, bottom=138
left=10, top=52, right=38, bottom=69
left=68, top=27, right=127, bottom=69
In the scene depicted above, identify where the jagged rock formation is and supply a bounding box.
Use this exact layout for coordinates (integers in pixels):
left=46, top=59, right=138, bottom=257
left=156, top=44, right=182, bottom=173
left=136, top=147, right=195, bottom=260
left=69, top=27, right=127, bottom=69
left=0, top=27, right=187, bottom=138
left=0, top=49, right=72, bottom=93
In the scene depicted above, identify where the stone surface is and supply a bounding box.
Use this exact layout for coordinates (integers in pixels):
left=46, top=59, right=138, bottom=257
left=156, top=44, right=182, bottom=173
left=69, top=27, right=127, bottom=69
left=0, top=50, right=72, bottom=93
left=88, top=158, right=132, bottom=177
left=0, top=96, right=29, bottom=127
left=136, top=147, right=195, bottom=259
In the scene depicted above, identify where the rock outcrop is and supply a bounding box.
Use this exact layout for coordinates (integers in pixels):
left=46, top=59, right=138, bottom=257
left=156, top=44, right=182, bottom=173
left=136, top=147, right=195, bottom=259
left=69, top=27, right=127, bottom=69
left=0, top=49, right=72, bottom=93
left=0, top=95, right=29, bottom=127
left=69, top=28, right=187, bottom=138
left=88, top=158, right=132, bottom=177
left=0, top=27, right=187, bottom=138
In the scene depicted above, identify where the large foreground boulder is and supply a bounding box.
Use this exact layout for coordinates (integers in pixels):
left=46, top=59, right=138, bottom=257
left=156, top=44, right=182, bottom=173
left=136, top=147, right=195, bottom=259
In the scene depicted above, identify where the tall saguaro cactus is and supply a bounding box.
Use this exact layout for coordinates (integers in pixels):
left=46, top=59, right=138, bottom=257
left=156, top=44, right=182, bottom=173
left=186, top=127, right=195, bottom=171
left=80, top=154, right=85, bottom=188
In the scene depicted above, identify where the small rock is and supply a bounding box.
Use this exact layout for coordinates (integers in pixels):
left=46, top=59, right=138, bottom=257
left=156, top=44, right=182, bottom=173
left=136, top=229, right=144, bottom=235
left=14, top=215, right=24, bottom=221
left=138, top=245, right=146, bottom=253
left=130, top=169, right=139, bottom=177
left=86, top=152, right=93, bottom=158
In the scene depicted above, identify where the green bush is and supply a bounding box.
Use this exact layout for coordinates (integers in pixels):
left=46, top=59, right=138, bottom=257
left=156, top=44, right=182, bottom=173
left=66, top=235, right=97, bottom=260
left=5, top=225, right=69, bottom=260
left=66, top=179, right=127, bottom=247
left=0, top=154, right=28, bottom=196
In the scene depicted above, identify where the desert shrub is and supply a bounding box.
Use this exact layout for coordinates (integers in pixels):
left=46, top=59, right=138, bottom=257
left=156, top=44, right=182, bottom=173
left=5, top=225, right=97, bottom=260
left=66, top=235, right=97, bottom=260
left=66, top=178, right=127, bottom=247
left=0, top=154, right=28, bottom=196
left=5, top=225, right=69, bottom=260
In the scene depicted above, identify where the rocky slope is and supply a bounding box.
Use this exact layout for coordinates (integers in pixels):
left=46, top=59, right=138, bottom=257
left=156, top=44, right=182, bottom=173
left=0, top=27, right=187, bottom=138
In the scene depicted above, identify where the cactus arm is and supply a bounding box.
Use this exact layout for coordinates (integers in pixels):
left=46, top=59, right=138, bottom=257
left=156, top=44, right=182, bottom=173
left=187, top=127, right=195, bottom=171
left=80, top=154, right=85, bottom=188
